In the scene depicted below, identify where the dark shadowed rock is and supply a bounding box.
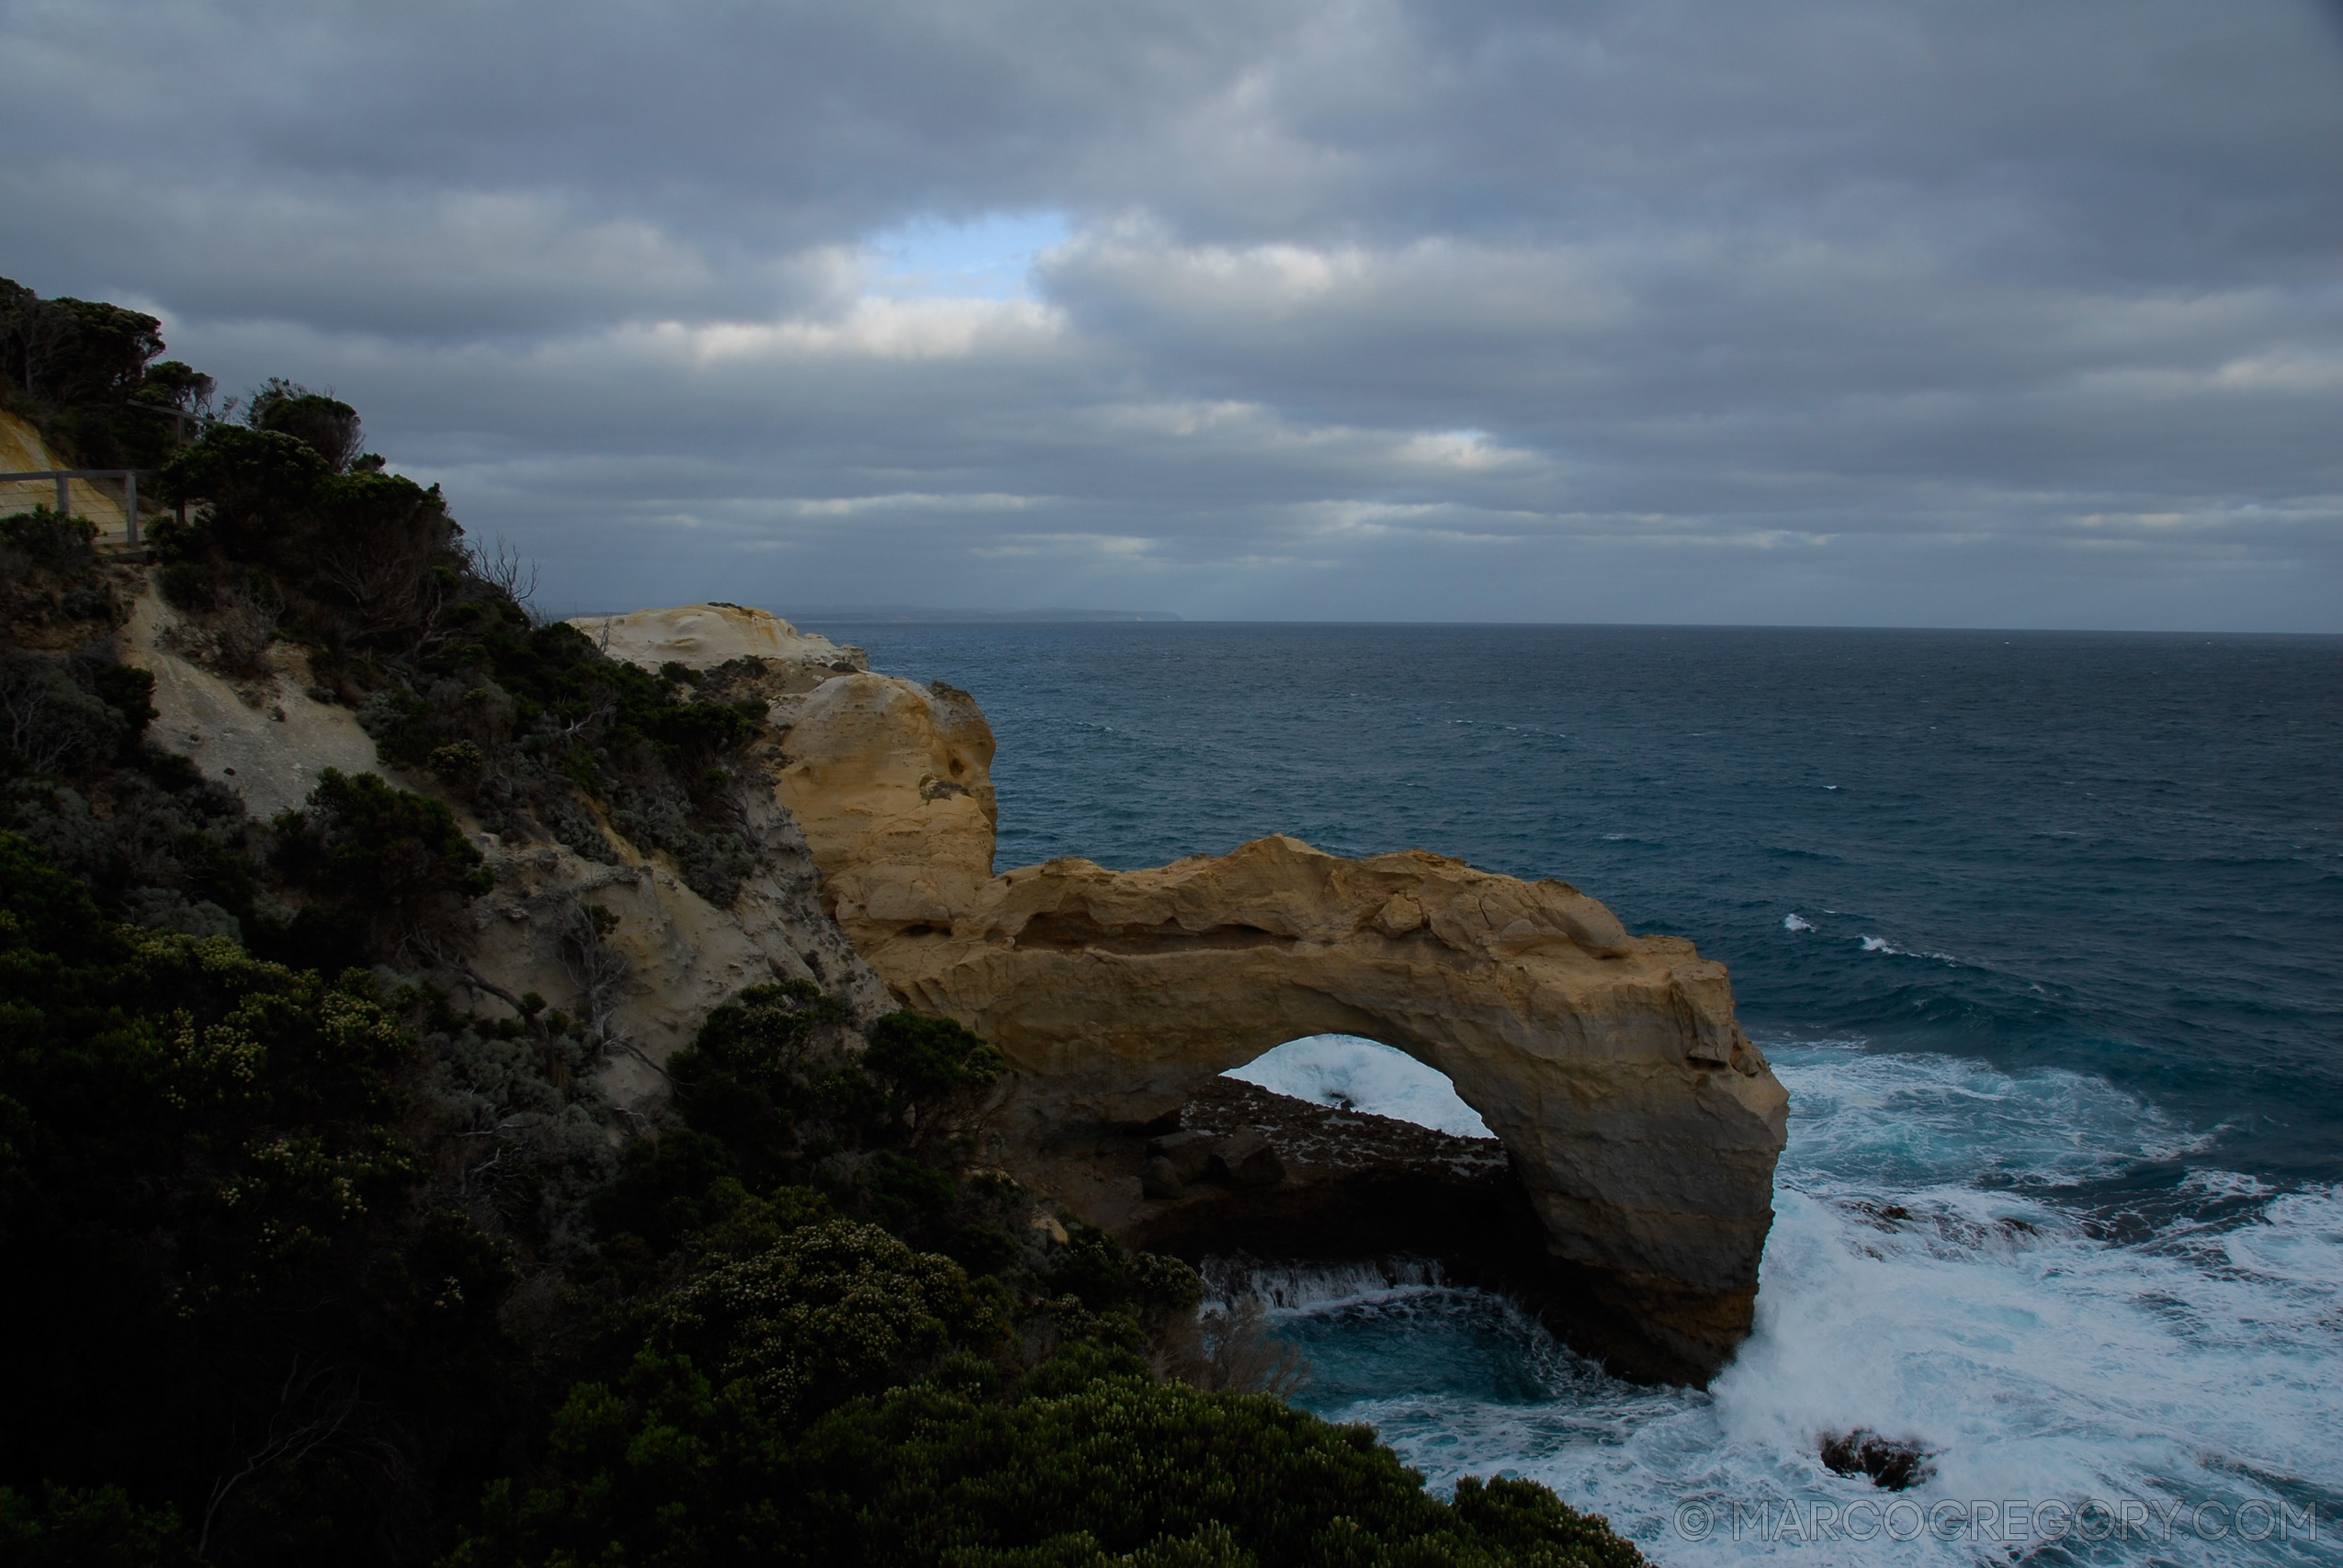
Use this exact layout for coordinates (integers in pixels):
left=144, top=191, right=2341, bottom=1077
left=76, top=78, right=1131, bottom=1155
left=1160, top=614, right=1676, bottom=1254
left=1820, top=1429, right=1936, bottom=1491
left=1148, top=1128, right=1216, bottom=1185
left=1210, top=1127, right=1286, bottom=1189
left=1141, top=1155, right=1186, bottom=1200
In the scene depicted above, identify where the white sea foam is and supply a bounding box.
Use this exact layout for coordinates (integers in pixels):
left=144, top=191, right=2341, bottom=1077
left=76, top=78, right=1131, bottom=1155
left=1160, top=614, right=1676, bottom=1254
left=1201, top=1257, right=1450, bottom=1314
left=1783, top=914, right=1815, bottom=932
left=1224, top=1034, right=1494, bottom=1138
left=1273, top=1041, right=2343, bottom=1565
left=1854, top=933, right=1966, bottom=965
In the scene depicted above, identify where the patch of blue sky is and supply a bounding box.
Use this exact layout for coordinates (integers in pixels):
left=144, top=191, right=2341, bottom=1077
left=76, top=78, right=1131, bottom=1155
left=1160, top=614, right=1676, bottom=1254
left=866, top=210, right=1071, bottom=300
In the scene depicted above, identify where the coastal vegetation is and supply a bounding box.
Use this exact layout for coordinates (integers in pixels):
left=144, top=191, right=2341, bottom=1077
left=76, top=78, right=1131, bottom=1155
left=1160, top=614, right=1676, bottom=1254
left=0, top=278, right=1647, bottom=1567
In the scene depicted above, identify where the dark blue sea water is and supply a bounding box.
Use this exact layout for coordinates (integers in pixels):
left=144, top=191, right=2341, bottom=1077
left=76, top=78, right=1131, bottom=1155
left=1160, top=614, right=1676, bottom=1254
left=816, top=622, right=2343, bottom=1563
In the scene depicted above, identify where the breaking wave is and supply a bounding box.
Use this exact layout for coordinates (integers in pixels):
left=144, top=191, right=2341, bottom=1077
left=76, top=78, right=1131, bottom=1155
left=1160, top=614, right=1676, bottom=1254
left=1251, top=1037, right=2343, bottom=1565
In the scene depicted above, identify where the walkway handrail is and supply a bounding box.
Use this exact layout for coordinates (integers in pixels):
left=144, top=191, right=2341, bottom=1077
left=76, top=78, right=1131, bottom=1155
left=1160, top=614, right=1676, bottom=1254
left=0, top=468, right=163, bottom=547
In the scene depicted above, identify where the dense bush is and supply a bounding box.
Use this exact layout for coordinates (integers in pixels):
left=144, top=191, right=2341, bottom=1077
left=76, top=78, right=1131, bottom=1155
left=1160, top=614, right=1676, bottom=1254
left=271, top=767, right=492, bottom=958
left=0, top=830, right=523, bottom=1563
left=0, top=1483, right=188, bottom=1568
left=0, top=278, right=187, bottom=470
left=452, top=1359, right=1647, bottom=1568
left=0, top=505, right=98, bottom=568
left=591, top=984, right=1014, bottom=1265
left=0, top=647, right=130, bottom=777
left=651, top=1219, right=1011, bottom=1423
left=249, top=379, right=365, bottom=472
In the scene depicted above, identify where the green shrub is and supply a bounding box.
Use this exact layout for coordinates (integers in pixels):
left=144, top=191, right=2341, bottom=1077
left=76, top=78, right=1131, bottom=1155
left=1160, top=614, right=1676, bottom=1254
left=273, top=768, right=491, bottom=953
left=1046, top=1223, right=1205, bottom=1320
left=0, top=286, right=163, bottom=409
left=798, top=1373, right=1647, bottom=1568
left=661, top=980, right=857, bottom=1190
left=0, top=507, right=97, bottom=567
left=249, top=380, right=363, bottom=471
left=451, top=1356, right=1647, bottom=1568
left=0, top=831, right=522, bottom=1560
left=157, top=423, right=329, bottom=562
left=863, top=1009, right=1003, bottom=1100
left=0, top=1482, right=188, bottom=1568
left=651, top=1219, right=1010, bottom=1425
left=0, top=651, right=125, bottom=777
left=89, top=666, right=155, bottom=739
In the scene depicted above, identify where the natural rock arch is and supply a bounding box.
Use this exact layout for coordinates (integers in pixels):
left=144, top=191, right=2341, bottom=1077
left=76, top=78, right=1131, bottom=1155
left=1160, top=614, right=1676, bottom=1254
left=864, top=838, right=1787, bottom=1382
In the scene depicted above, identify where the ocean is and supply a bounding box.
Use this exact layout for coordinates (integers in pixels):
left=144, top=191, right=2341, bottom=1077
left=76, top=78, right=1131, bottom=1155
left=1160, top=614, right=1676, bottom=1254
left=814, top=621, right=2343, bottom=1564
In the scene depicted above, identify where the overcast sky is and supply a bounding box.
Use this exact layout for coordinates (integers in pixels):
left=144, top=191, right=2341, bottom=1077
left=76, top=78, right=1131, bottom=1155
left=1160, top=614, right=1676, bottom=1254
left=6, top=0, right=2341, bottom=628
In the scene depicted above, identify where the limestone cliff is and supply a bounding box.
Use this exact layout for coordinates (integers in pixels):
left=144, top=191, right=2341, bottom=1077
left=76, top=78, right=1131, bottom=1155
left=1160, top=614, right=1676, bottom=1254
left=119, top=584, right=1789, bottom=1385
left=125, top=582, right=895, bottom=1106
left=583, top=607, right=1790, bottom=1384
left=768, top=671, right=999, bottom=931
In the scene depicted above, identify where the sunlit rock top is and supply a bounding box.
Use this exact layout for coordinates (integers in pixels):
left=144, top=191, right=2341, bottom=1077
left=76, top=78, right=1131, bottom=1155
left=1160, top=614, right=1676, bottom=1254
left=564, top=603, right=865, bottom=672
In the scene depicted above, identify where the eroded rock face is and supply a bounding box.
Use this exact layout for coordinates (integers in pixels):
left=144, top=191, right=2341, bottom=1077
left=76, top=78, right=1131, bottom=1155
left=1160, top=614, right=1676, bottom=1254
left=123, top=588, right=379, bottom=818
left=125, top=579, right=894, bottom=1114
left=767, top=671, right=999, bottom=930
left=462, top=786, right=895, bottom=1109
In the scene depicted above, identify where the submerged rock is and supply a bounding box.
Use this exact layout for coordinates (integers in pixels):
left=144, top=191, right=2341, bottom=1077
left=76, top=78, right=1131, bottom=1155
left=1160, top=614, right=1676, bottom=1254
left=1819, top=1429, right=1937, bottom=1491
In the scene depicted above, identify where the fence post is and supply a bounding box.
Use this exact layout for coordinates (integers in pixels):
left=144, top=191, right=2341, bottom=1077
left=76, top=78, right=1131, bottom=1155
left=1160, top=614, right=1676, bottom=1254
left=54, top=474, right=70, bottom=520
left=125, top=471, right=140, bottom=549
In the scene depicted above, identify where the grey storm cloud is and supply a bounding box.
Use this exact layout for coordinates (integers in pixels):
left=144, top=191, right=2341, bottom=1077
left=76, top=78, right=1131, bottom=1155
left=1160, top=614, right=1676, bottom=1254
left=4, top=0, right=2339, bottom=627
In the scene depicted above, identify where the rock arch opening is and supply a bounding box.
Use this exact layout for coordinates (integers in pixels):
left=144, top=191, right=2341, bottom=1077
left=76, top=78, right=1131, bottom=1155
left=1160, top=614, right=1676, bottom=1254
left=1222, top=1034, right=1493, bottom=1141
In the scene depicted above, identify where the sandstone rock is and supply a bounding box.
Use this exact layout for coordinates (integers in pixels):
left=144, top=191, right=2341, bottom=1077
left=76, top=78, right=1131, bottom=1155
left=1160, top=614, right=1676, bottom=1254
left=503, top=602, right=1791, bottom=1382
left=563, top=603, right=866, bottom=673
left=766, top=672, right=999, bottom=930
left=573, top=619, right=997, bottom=934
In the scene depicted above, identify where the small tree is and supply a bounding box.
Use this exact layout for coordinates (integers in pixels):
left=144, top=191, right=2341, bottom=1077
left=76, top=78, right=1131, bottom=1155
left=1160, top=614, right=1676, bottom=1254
left=273, top=768, right=492, bottom=957
left=248, top=379, right=364, bottom=472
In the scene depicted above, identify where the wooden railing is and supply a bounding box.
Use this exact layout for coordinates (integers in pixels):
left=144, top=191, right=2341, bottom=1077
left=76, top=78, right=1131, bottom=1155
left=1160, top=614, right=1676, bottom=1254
left=0, top=468, right=162, bottom=549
